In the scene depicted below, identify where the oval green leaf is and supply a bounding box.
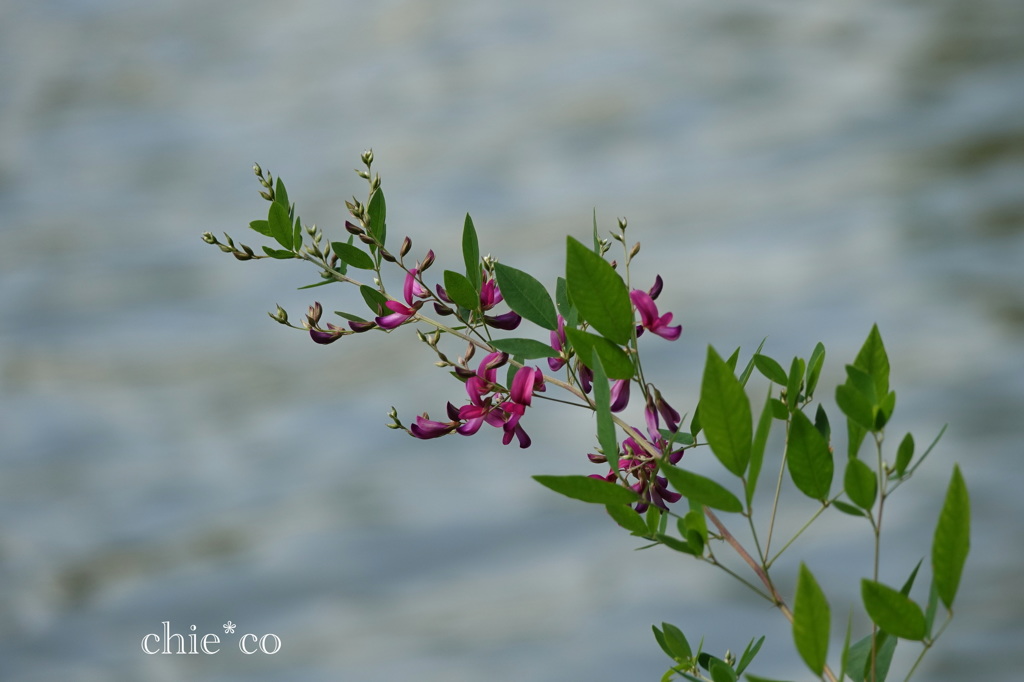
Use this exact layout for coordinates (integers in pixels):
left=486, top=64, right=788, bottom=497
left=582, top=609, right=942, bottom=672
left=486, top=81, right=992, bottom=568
left=699, top=346, right=752, bottom=477
left=844, top=457, right=877, bottom=509
left=861, top=579, right=927, bottom=640
left=754, top=354, right=789, bottom=385
left=532, top=475, right=637, bottom=505
left=660, top=464, right=743, bottom=513
left=787, top=410, right=834, bottom=500
left=493, top=262, right=558, bottom=330
left=443, top=269, right=479, bottom=310
left=462, top=213, right=481, bottom=291
left=565, top=236, right=634, bottom=345
left=331, top=241, right=375, bottom=270
left=489, top=337, right=559, bottom=360
left=793, top=563, right=830, bottom=676
left=564, top=328, right=634, bottom=380
left=932, top=464, right=970, bottom=609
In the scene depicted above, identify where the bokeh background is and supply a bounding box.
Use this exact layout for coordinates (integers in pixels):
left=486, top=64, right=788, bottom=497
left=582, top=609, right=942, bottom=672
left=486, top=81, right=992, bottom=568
left=2, top=1, right=1022, bottom=680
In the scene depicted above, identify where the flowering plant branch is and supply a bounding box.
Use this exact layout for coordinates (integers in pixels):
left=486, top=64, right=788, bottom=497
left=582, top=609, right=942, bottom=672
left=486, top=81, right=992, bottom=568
left=203, top=152, right=970, bottom=682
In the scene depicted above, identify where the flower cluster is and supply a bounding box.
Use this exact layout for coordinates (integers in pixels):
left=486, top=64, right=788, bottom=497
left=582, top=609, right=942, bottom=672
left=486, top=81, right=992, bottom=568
left=409, top=352, right=544, bottom=448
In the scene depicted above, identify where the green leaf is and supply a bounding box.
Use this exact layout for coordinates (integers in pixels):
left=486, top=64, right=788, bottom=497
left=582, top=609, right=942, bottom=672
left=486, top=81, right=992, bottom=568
left=292, top=214, right=302, bottom=252
left=657, top=622, right=692, bottom=661
left=854, top=324, right=890, bottom=400
left=680, top=512, right=706, bottom=553
left=744, top=676, right=794, bottom=682
left=489, top=337, right=559, bottom=359
left=861, top=579, right=927, bottom=640
left=844, top=458, right=877, bottom=509
left=656, top=533, right=697, bottom=555
left=532, top=475, right=637, bottom=505
left=793, top=563, right=830, bottom=676
left=660, top=464, right=744, bottom=513
left=331, top=241, right=375, bottom=270
left=710, top=660, right=737, bottom=682
left=894, top=433, right=914, bottom=477
left=590, top=352, right=620, bottom=473
left=273, top=176, right=289, bottom=211
left=814, top=403, right=831, bottom=441
left=924, top=576, right=940, bottom=637
left=564, top=328, right=634, bottom=380
left=262, top=246, right=295, bottom=259
left=606, top=503, right=648, bottom=534
left=932, top=464, right=970, bottom=609
left=832, top=500, right=866, bottom=517
left=268, top=201, right=293, bottom=250
left=699, top=346, right=752, bottom=477
left=493, top=262, right=558, bottom=330
left=565, top=236, right=634, bottom=345
left=786, top=356, right=806, bottom=410
left=735, top=636, right=764, bottom=676
left=248, top=219, right=272, bottom=237
left=786, top=410, right=834, bottom=500
left=443, top=270, right=479, bottom=310
left=836, top=383, right=875, bottom=432
left=462, top=213, right=481, bottom=292
left=554, top=276, right=578, bottom=327
left=754, top=354, right=788, bottom=385
left=359, top=285, right=389, bottom=316
left=367, top=189, right=386, bottom=248
left=846, top=632, right=897, bottom=682
left=805, top=342, right=826, bottom=399
left=746, top=392, right=773, bottom=506
left=738, top=338, right=766, bottom=387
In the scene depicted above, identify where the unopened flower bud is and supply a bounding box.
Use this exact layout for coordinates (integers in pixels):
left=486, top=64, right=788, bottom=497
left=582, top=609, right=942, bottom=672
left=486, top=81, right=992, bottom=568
left=201, top=232, right=216, bottom=244
left=269, top=305, right=289, bottom=324
left=380, top=248, right=396, bottom=263
left=618, top=217, right=628, bottom=230
left=371, top=173, right=381, bottom=192
left=253, top=163, right=262, bottom=177
left=629, top=241, right=641, bottom=259
left=361, top=149, right=374, bottom=166
left=307, top=302, right=323, bottom=325
left=259, top=190, right=273, bottom=201
left=358, top=233, right=375, bottom=245
left=400, top=236, right=412, bottom=258
left=345, top=221, right=364, bottom=236
left=419, top=249, right=435, bottom=272
left=462, top=341, right=475, bottom=363
left=355, top=169, right=370, bottom=179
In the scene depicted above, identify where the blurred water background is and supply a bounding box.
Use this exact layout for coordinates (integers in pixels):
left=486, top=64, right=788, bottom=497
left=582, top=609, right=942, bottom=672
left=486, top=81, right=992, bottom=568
left=2, top=0, right=1023, bottom=680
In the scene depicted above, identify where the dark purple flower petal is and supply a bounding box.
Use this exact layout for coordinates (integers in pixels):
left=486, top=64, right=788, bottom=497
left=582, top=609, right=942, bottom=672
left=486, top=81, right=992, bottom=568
left=484, top=311, right=522, bottom=330
left=609, top=379, right=631, bottom=412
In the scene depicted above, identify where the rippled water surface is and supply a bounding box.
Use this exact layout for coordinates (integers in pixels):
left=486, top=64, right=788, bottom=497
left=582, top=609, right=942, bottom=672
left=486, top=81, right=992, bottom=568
left=2, top=1, right=1023, bottom=680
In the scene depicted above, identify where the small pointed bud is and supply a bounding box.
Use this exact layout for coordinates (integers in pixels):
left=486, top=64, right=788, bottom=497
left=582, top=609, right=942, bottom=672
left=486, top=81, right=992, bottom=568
left=610, top=259, right=618, bottom=269
left=629, top=242, right=641, bottom=259
left=358, top=233, right=375, bottom=245
left=259, top=190, right=273, bottom=201
left=618, top=216, right=628, bottom=230
left=463, top=341, right=475, bottom=363
left=356, top=169, right=370, bottom=179
left=361, top=149, right=374, bottom=166
left=419, top=249, right=435, bottom=272
left=307, top=302, right=323, bottom=325
left=201, top=232, right=216, bottom=244
left=430, top=330, right=442, bottom=346
left=400, top=236, right=412, bottom=258
left=380, top=248, right=396, bottom=263
left=612, top=231, right=624, bottom=242
left=345, top=221, right=364, bottom=235
left=371, top=173, right=381, bottom=192
left=269, top=305, right=289, bottom=324
left=416, top=330, right=427, bottom=343
left=435, top=360, right=449, bottom=367
left=253, top=163, right=262, bottom=177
